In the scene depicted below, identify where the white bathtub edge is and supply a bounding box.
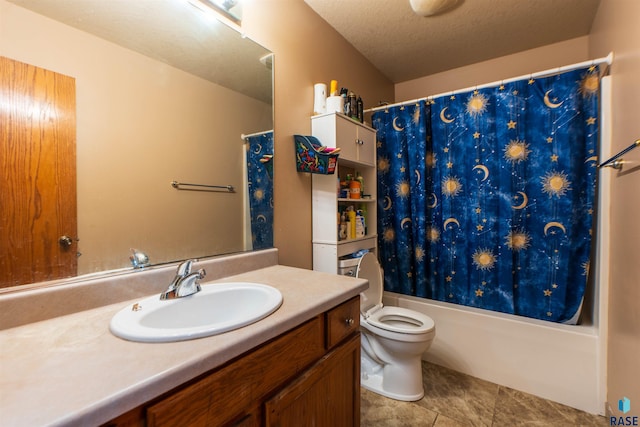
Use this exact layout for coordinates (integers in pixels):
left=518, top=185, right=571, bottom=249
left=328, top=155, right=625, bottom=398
left=384, top=291, right=603, bottom=415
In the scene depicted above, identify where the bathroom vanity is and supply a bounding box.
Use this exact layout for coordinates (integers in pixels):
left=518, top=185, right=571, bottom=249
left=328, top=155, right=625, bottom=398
left=108, top=298, right=361, bottom=426
left=0, top=250, right=367, bottom=426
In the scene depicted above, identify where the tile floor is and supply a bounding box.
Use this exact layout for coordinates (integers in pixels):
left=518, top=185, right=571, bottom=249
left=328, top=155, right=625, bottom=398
left=361, top=361, right=609, bottom=426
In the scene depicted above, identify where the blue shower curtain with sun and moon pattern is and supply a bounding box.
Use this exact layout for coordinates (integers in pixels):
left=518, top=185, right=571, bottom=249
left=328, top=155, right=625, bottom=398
left=372, top=66, right=600, bottom=323
left=246, top=131, right=274, bottom=250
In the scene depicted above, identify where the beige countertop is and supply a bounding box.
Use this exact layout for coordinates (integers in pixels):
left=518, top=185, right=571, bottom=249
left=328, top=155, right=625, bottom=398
left=0, top=265, right=367, bottom=427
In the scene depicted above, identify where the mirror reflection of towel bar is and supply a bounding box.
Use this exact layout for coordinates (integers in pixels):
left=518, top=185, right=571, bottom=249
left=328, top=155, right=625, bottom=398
left=171, top=181, right=235, bottom=193
left=598, top=139, right=640, bottom=170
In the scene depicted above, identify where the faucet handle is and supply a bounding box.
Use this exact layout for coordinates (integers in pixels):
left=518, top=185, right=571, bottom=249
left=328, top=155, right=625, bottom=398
left=160, top=262, right=203, bottom=300
left=176, top=259, right=195, bottom=277
left=175, top=268, right=206, bottom=298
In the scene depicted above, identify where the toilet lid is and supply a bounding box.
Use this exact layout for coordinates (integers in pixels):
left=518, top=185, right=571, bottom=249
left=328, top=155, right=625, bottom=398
left=356, top=252, right=383, bottom=314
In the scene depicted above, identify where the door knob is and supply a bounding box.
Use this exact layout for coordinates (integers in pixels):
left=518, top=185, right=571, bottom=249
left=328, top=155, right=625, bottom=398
left=59, top=235, right=73, bottom=247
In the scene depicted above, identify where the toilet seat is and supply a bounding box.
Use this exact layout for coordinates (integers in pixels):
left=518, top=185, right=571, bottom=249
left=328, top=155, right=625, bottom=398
left=367, top=306, right=435, bottom=335
left=356, top=253, right=435, bottom=336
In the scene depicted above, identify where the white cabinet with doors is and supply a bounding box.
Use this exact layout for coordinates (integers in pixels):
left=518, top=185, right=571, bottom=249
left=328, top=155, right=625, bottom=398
left=311, top=113, right=377, bottom=274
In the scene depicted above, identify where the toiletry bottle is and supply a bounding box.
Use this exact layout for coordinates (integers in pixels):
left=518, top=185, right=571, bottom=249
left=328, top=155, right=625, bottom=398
left=348, top=207, right=356, bottom=239
left=339, top=211, right=347, bottom=241
left=356, top=172, right=364, bottom=196
left=340, top=178, right=349, bottom=198
left=349, top=179, right=361, bottom=199
left=341, top=88, right=349, bottom=115
left=359, top=204, right=367, bottom=234
left=330, top=80, right=338, bottom=96
left=348, top=92, right=357, bottom=119
left=355, top=211, right=365, bottom=238
left=357, top=96, right=364, bottom=123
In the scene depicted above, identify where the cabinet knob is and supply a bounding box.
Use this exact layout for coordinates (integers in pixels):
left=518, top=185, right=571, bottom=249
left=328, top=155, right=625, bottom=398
left=345, top=318, right=354, bottom=327
left=356, top=139, right=364, bottom=145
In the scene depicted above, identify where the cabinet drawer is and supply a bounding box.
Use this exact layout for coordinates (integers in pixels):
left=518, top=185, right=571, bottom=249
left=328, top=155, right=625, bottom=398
left=326, top=296, right=359, bottom=349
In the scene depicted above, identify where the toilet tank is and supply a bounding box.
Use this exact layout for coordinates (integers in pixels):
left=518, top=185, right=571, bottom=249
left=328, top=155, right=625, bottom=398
left=338, top=257, right=361, bottom=277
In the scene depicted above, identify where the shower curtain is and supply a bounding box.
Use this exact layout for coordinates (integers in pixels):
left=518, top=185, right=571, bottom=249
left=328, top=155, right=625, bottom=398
left=245, top=131, right=274, bottom=250
left=372, top=66, right=600, bottom=323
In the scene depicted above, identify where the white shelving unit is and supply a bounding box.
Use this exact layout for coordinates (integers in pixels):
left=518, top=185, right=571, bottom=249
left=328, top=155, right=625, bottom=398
left=311, top=112, right=377, bottom=274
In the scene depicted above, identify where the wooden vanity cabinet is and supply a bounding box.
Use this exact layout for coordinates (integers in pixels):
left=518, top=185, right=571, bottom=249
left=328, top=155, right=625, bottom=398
left=103, top=297, right=360, bottom=427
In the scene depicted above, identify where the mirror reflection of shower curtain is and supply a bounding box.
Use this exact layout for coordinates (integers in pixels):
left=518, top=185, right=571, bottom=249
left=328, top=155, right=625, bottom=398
left=245, top=131, right=274, bottom=250
left=372, top=66, right=600, bottom=323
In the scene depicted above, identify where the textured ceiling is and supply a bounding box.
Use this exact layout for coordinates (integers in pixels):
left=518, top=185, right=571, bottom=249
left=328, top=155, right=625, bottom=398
left=7, top=0, right=272, bottom=103
left=304, top=0, right=601, bottom=83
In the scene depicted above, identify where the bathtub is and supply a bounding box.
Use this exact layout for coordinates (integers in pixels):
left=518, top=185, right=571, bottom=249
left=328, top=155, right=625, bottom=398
left=380, top=76, right=612, bottom=416
left=384, top=292, right=604, bottom=414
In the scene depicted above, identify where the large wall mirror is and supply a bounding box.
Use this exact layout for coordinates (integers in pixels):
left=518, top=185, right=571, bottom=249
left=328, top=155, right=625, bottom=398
left=0, top=0, right=274, bottom=288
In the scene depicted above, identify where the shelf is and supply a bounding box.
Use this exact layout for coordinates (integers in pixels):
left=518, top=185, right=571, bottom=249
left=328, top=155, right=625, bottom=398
left=313, top=235, right=378, bottom=246
left=311, top=112, right=377, bottom=274
left=337, top=198, right=375, bottom=203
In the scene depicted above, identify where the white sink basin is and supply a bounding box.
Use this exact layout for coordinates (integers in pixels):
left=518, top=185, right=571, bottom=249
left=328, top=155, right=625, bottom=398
left=110, top=282, right=283, bottom=342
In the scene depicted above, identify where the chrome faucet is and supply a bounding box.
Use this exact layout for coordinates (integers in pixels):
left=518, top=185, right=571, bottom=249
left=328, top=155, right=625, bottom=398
left=160, top=260, right=206, bottom=300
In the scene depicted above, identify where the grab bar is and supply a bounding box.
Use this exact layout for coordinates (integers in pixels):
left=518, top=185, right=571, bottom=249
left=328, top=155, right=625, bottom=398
left=171, top=181, right=235, bottom=193
left=598, top=139, right=640, bottom=170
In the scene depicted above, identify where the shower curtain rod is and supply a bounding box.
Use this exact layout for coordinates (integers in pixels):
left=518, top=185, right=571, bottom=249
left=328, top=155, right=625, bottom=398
left=241, top=129, right=274, bottom=140
left=365, top=52, right=614, bottom=113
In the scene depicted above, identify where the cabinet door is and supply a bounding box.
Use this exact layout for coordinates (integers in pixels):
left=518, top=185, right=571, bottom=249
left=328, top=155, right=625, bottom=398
left=356, top=126, right=376, bottom=167
left=265, top=334, right=360, bottom=427
left=145, top=317, right=324, bottom=427
left=334, top=115, right=359, bottom=163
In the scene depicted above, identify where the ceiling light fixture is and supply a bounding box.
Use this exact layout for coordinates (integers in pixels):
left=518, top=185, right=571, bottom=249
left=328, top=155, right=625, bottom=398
left=409, top=0, right=462, bottom=17
left=188, top=0, right=242, bottom=26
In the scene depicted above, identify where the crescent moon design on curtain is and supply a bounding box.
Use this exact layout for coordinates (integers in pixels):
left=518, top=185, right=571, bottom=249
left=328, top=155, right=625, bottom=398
left=443, top=217, right=460, bottom=230
left=428, top=193, right=438, bottom=208
left=383, top=196, right=393, bottom=210
left=472, top=164, right=489, bottom=181
left=544, top=221, right=566, bottom=235
left=253, top=143, right=263, bottom=154
left=393, top=117, right=404, bottom=131
left=544, top=90, right=564, bottom=108
left=584, top=156, right=598, bottom=164
left=512, top=191, right=529, bottom=209
left=415, top=169, right=421, bottom=185
left=401, top=218, right=412, bottom=229
left=440, top=107, right=455, bottom=124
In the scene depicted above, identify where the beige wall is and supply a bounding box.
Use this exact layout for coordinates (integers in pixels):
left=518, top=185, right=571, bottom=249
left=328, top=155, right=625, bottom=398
left=395, top=36, right=590, bottom=101
left=589, top=0, right=640, bottom=414
left=242, top=0, right=394, bottom=269
left=1, top=1, right=272, bottom=275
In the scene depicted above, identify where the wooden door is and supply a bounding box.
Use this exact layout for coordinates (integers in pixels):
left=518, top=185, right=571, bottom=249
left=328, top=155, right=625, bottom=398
left=0, top=56, right=77, bottom=288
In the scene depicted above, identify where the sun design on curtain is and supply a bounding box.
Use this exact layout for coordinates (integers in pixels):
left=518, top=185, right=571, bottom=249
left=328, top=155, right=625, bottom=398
left=245, top=132, right=274, bottom=250
left=372, top=66, right=599, bottom=323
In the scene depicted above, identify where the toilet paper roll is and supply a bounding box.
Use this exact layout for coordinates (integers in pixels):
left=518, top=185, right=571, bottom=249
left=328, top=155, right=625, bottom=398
left=326, top=95, right=344, bottom=114
left=313, top=83, right=327, bottom=114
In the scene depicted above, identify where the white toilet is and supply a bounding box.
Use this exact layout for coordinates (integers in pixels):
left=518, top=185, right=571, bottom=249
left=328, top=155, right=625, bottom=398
left=354, top=252, right=436, bottom=401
